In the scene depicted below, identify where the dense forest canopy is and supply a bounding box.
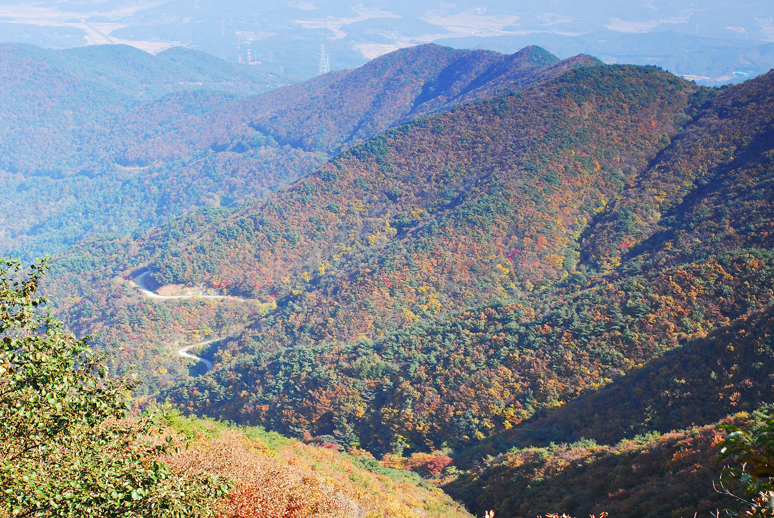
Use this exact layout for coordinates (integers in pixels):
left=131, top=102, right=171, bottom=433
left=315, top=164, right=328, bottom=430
left=1, top=43, right=596, bottom=261
left=5, top=39, right=772, bottom=517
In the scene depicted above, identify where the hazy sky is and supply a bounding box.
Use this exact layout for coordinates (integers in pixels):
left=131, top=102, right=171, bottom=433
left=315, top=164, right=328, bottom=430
left=0, top=1, right=772, bottom=82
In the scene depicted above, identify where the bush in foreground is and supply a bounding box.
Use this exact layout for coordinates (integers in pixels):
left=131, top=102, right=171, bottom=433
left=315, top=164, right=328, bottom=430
left=0, top=258, right=231, bottom=517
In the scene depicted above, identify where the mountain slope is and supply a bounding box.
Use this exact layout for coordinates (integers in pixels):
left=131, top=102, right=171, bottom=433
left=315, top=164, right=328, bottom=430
left=146, top=64, right=692, bottom=346
left=44, top=63, right=695, bottom=406
left=446, top=419, right=741, bottom=518
left=164, top=414, right=473, bottom=518
left=1, top=43, right=590, bottom=261
left=231, top=45, right=597, bottom=153
left=446, top=306, right=774, bottom=517
left=476, top=304, right=774, bottom=452
left=37, top=53, right=774, bottom=518
left=154, top=69, right=774, bottom=456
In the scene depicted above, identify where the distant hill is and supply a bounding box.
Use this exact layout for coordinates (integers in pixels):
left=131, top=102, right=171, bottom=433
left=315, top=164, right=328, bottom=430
left=106, top=44, right=575, bottom=160
left=0, top=43, right=285, bottom=174
left=0, top=43, right=284, bottom=259
left=438, top=30, right=774, bottom=86
left=0, top=43, right=591, bottom=261
left=231, top=44, right=580, bottom=153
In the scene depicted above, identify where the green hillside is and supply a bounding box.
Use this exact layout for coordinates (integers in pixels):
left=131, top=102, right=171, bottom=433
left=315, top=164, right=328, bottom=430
left=35, top=49, right=774, bottom=517
left=153, top=67, right=771, bottom=451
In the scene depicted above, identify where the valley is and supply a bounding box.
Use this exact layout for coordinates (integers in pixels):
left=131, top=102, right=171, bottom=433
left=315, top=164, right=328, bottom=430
left=2, top=38, right=773, bottom=517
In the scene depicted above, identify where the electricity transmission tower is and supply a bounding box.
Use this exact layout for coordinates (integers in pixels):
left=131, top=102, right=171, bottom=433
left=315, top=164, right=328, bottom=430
left=319, top=44, right=330, bottom=75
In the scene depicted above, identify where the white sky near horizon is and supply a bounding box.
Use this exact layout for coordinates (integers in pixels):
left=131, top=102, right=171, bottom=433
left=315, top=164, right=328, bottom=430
left=0, top=0, right=772, bottom=82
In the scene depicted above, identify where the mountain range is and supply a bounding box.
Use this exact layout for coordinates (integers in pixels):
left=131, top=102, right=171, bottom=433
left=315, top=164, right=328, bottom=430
left=1, top=43, right=599, bottom=261
left=11, top=40, right=774, bottom=517
left=1, top=0, right=773, bottom=83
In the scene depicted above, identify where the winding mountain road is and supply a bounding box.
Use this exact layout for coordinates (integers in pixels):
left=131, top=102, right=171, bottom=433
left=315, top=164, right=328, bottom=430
left=130, top=270, right=245, bottom=372
left=132, top=271, right=246, bottom=301
left=178, top=339, right=217, bottom=372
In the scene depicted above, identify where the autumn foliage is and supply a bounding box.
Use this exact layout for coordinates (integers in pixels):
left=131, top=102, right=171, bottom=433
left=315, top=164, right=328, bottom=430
left=162, top=414, right=471, bottom=518
left=32, top=52, right=774, bottom=518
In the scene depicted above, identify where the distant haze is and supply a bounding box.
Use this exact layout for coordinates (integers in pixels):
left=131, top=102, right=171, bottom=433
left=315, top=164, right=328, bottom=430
left=0, top=0, right=772, bottom=82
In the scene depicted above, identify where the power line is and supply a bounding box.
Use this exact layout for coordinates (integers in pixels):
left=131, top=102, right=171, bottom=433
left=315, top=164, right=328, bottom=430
left=319, top=44, right=330, bottom=75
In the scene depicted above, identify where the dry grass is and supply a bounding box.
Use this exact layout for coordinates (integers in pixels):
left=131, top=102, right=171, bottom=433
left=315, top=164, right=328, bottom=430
left=163, top=417, right=472, bottom=518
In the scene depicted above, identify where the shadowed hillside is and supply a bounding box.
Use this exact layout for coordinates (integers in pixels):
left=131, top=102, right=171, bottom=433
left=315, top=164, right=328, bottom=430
left=233, top=45, right=596, bottom=153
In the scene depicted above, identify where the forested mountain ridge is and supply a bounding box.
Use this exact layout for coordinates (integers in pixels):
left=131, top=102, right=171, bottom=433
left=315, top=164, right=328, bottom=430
left=65, top=44, right=593, bottom=168
left=149, top=68, right=773, bottom=447
left=140, top=64, right=694, bottom=346
left=37, top=49, right=774, bottom=517
left=102, top=45, right=593, bottom=180
left=0, top=43, right=589, bottom=261
left=445, top=312, right=774, bottom=517
left=45, top=62, right=696, bottom=393
left=227, top=45, right=600, bottom=153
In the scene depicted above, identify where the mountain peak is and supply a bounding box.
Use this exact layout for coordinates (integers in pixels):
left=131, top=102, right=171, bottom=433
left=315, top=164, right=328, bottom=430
left=508, top=45, right=560, bottom=67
